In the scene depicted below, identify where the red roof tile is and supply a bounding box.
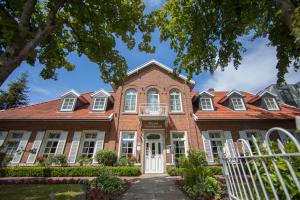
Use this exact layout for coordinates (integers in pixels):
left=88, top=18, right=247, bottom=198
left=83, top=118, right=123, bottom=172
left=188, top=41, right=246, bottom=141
left=194, top=91, right=300, bottom=120
left=0, top=92, right=114, bottom=120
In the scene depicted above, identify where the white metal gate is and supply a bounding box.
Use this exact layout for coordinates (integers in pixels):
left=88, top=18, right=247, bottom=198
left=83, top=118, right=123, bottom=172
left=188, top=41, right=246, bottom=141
left=222, top=127, right=300, bottom=200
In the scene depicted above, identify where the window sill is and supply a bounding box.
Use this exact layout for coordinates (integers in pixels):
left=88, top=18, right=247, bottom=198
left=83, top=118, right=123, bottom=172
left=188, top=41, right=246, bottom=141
left=169, top=111, right=185, bottom=115
left=122, top=112, right=138, bottom=115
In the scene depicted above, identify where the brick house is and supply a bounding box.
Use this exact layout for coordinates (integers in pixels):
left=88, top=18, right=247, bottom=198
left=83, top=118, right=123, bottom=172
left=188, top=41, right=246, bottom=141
left=0, top=60, right=299, bottom=173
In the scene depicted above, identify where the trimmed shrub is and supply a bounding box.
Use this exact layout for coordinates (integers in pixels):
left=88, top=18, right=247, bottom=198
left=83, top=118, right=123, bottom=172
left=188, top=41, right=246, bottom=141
left=0, top=166, right=141, bottom=177
left=95, top=150, right=117, bottom=166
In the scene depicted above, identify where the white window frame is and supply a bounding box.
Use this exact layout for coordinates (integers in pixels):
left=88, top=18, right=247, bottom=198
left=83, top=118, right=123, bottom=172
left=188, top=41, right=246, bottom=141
left=80, top=132, right=97, bottom=158
left=92, top=97, right=107, bottom=111
left=200, top=97, right=214, bottom=111
left=231, top=98, right=246, bottom=111
left=147, top=89, right=160, bottom=104
left=60, top=97, right=76, bottom=111
left=124, top=89, right=137, bottom=113
left=207, top=130, right=225, bottom=163
left=42, top=131, right=61, bottom=157
left=170, top=131, right=188, bottom=158
left=4, top=132, right=23, bottom=158
left=169, top=90, right=183, bottom=112
left=264, top=98, right=279, bottom=111
left=118, top=131, right=137, bottom=158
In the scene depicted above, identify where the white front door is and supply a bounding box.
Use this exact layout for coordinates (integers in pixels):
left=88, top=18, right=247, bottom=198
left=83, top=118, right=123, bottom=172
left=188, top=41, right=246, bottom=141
left=145, top=134, right=163, bottom=173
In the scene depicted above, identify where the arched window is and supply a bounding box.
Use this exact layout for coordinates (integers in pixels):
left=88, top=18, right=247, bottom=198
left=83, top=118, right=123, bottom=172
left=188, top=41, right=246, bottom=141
left=170, top=89, right=182, bottom=112
left=147, top=88, right=159, bottom=104
left=124, top=89, right=137, bottom=112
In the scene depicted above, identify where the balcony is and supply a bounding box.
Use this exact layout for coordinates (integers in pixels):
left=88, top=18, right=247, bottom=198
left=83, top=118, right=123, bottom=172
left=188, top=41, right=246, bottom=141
left=139, top=103, right=168, bottom=120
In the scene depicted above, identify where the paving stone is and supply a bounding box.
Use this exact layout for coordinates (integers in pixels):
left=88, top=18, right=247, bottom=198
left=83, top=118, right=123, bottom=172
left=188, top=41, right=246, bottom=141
left=122, top=175, right=188, bottom=200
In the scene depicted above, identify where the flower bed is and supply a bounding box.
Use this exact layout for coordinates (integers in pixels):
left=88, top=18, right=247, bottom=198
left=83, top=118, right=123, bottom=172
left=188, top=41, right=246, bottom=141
left=0, top=166, right=141, bottom=177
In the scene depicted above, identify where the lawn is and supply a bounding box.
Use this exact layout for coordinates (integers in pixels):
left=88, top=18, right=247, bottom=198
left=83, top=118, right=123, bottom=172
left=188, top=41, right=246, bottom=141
left=0, top=184, right=86, bottom=200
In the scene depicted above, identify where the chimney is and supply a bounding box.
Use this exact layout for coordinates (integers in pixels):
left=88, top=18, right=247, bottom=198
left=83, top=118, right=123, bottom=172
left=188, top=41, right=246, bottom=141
left=208, top=88, right=215, bottom=92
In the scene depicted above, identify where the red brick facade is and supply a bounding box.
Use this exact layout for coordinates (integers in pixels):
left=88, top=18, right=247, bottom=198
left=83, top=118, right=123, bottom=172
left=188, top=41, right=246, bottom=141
left=0, top=60, right=299, bottom=173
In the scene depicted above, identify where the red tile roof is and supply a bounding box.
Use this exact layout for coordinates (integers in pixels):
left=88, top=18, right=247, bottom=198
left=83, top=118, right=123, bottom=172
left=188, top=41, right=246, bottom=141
left=194, top=91, right=300, bottom=120
left=0, top=92, right=114, bottom=121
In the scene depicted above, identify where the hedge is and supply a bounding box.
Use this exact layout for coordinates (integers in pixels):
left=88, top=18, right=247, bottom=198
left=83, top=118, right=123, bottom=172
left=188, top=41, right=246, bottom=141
left=167, top=166, right=223, bottom=176
left=0, top=166, right=141, bottom=177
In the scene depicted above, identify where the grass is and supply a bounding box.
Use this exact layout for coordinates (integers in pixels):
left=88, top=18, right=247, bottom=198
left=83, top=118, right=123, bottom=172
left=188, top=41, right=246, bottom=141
left=0, top=184, right=86, bottom=200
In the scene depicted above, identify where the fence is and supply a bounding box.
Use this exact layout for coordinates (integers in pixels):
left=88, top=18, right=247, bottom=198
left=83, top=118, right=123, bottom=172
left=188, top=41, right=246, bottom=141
left=222, top=127, right=300, bottom=200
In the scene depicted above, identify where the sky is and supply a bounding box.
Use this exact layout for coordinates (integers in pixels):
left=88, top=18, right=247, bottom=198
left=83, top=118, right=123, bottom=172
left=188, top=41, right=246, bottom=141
left=1, top=0, right=299, bottom=104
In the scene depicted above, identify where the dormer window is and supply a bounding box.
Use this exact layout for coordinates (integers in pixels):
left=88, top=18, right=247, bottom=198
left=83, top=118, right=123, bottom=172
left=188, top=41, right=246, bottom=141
left=61, top=98, right=76, bottom=111
left=200, top=98, right=214, bottom=111
left=91, top=89, right=111, bottom=112
left=93, top=97, right=107, bottom=111
left=197, top=90, right=215, bottom=111
left=231, top=98, right=246, bottom=110
left=264, top=98, right=279, bottom=110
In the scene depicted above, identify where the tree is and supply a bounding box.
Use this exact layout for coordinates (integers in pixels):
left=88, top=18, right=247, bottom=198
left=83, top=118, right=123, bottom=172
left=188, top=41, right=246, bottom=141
left=155, top=0, right=300, bottom=84
left=0, top=72, right=29, bottom=109
left=0, top=0, right=155, bottom=87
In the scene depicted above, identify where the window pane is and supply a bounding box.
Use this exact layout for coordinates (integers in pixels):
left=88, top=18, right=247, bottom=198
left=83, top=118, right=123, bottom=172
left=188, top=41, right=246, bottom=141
left=170, top=90, right=182, bottom=112
left=200, top=98, right=213, bottom=110
left=264, top=98, right=279, bottom=110
left=93, top=97, right=106, bottom=110
left=61, top=98, right=75, bottom=111
left=231, top=98, right=245, bottom=110
left=124, top=89, right=137, bottom=112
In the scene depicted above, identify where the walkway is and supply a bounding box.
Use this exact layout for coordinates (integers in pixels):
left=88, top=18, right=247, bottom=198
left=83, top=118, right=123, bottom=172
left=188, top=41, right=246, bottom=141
left=122, top=175, right=188, bottom=200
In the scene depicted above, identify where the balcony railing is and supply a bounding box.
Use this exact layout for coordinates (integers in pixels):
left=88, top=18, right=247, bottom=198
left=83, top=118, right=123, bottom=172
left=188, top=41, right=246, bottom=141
left=139, top=103, right=168, bottom=118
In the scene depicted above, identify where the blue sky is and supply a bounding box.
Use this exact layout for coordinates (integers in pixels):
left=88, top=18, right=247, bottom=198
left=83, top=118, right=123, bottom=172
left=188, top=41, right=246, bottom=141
left=1, top=0, right=299, bottom=104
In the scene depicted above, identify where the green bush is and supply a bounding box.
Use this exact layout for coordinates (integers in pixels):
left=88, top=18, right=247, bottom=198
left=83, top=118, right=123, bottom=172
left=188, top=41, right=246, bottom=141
left=118, top=157, right=136, bottom=166
left=52, top=154, right=67, bottom=166
left=180, top=150, right=221, bottom=199
left=167, top=167, right=184, bottom=176
left=0, top=166, right=141, bottom=177
left=183, top=176, right=221, bottom=199
left=89, top=171, right=125, bottom=193
left=208, top=166, right=223, bottom=175
left=95, top=150, right=117, bottom=166
left=168, top=166, right=222, bottom=176
left=77, top=156, right=93, bottom=165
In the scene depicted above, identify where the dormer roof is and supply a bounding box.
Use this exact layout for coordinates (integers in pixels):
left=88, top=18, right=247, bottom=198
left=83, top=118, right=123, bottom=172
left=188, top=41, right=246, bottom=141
left=60, top=89, right=80, bottom=98
left=91, top=89, right=111, bottom=97
left=91, top=89, right=114, bottom=103
left=127, top=59, right=196, bottom=85
left=248, top=90, right=277, bottom=103
left=219, top=89, right=245, bottom=103
left=198, top=90, right=215, bottom=97
left=60, top=89, right=88, bottom=104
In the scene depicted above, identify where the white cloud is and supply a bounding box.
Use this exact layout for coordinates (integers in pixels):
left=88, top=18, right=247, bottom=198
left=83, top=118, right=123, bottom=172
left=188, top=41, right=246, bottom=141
left=30, top=84, right=53, bottom=97
left=146, top=0, right=162, bottom=7
left=200, top=40, right=300, bottom=93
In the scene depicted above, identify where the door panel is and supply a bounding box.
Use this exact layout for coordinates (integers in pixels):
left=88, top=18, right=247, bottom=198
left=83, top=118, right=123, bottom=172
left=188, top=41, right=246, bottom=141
left=145, top=139, right=163, bottom=173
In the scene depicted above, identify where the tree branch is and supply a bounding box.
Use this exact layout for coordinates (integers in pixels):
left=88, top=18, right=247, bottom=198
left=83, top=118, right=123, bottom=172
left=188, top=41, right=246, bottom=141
left=19, top=0, right=37, bottom=38
left=275, top=0, right=295, bottom=30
